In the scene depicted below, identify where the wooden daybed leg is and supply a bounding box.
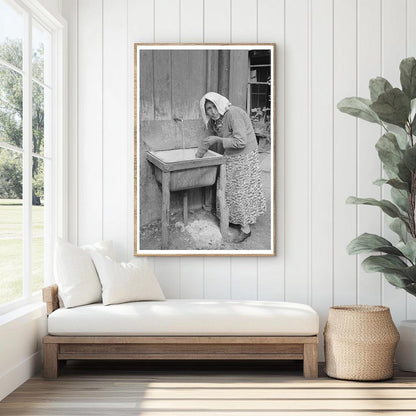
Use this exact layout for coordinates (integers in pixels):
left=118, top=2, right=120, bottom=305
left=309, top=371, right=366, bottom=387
left=303, top=342, right=318, bottom=379
left=44, top=343, right=59, bottom=379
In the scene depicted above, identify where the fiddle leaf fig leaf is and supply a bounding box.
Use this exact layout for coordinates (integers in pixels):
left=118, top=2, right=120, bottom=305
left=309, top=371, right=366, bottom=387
left=369, top=77, right=393, bottom=102
left=411, top=100, right=416, bottom=132
left=397, top=161, right=412, bottom=185
left=374, top=177, right=409, bottom=192
left=391, top=187, right=410, bottom=214
left=410, top=98, right=416, bottom=124
left=387, top=178, right=410, bottom=191
left=337, top=97, right=383, bottom=125
left=373, top=178, right=388, bottom=186
left=347, top=233, right=404, bottom=256
left=403, top=146, right=416, bottom=172
left=375, top=132, right=404, bottom=173
left=403, top=265, right=416, bottom=282
left=384, top=166, right=400, bottom=180
left=388, top=179, right=410, bottom=191
left=397, top=240, right=416, bottom=264
left=346, top=196, right=405, bottom=219
left=394, top=130, right=409, bottom=150
left=383, top=271, right=412, bottom=288
left=370, top=88, right=410, bottom=128
left=362, top=254, right=408, bottom=272
left=400, top=57, right=416, bottom=100
left=361, top=255, right=416, bottom=287
left=389, top=218, right=410, bottom=242
left=404, top=283, right=416, bottom=296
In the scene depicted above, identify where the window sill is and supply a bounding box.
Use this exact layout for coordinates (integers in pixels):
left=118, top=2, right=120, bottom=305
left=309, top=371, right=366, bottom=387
left=0, top=299, right=45, bottom=327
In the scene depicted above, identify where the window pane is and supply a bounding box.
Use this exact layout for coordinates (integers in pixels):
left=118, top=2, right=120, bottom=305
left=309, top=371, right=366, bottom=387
left=32, top=20, right=51, bottom=85
left=0, top=0, right=24, bottom=70
left=32, top=156, right=43, bottom=293
left=0, top=65, right=23, bottom=148
left=32, top=81, right=44, bottom=155
left=0, top=147, right=23, bottom=305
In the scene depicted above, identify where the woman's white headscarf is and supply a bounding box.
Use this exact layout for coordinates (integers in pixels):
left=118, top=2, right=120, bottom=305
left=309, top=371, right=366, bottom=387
left=200, top=92, right=232, bottom=127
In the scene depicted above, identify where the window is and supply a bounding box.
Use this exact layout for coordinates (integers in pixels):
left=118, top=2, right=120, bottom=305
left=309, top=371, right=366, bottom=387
left=0, top=0, right=65, bottom=312
left=248, top=50, right=271, bottom=145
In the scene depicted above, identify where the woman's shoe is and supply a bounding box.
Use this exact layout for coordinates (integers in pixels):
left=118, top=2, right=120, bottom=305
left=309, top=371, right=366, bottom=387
left=233, top=230, right=251, bottom=243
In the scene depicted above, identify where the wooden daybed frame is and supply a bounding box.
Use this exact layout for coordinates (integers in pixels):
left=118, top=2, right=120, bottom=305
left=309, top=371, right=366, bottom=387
left=42, top=285, right=319, bottom=379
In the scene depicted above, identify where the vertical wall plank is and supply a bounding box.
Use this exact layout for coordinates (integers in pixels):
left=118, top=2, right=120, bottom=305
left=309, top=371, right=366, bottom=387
left=407, top=0, right=416, bottom=61
left=178, top=0, right=205, bottom=298
left=229, top=51, right=249, bottom=109
left=310, top=0, right=334, bottom=359
left=407, top=0, right=416, bottom=319
left=153, top=51, right=172, bottom=120
left=333, top=0, right=357, bottom=305
left=171, top=50, right=190, bottom=118
left=231, top=258, right=258, bottom=299
left=284, top=0, right=309, bottom=303
left=61, top=0, right=78, bottom=245
left=102, top=0, right=128, bottom=260
left=230, top=0, right=257, bottom=42
left=356, top=0, right=382, bottom=305
left=203, top=0, right=232, bottom=298
left=181, top=0, right=203, bottom=43
left=381, top=0, right=407, bottom=322
left=139, top=50, right=155, bottom=121
left=187, top=51, right=206, bottom=118
left=204, top=258, right=231, bottom=298
left=257, top=0, right=285, bottom=301
left=77, top=0, right=103, bottom=245
left=204, top=0, right=231, bottom=42
left=153, top=0, right=181, bottom=297
left=172, top=50, right=206, bottom=120
left=154, top=259, right=181, bottom=298
left=180, top=257, right=204, bottom=298
left=127, top=0, right=154, bottom=260
left=229, top=0, right=258, bottom=300
left=155, top=0, right=180, bottom=42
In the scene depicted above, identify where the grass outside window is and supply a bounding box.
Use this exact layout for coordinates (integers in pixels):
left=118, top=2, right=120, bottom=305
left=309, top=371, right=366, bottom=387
left=0, top=199, right=44, bottom=305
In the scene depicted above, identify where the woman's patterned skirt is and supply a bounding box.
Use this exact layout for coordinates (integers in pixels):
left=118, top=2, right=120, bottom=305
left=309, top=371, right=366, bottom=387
left=218, top=149, right=267, bottom=226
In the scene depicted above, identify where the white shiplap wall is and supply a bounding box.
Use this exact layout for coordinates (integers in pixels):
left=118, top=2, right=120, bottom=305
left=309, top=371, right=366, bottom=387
left=61, top=0, right=416, bottom=357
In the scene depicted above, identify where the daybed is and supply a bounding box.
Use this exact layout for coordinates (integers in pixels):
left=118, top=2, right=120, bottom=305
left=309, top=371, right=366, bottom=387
left=42, top=284, right=319, bottom=379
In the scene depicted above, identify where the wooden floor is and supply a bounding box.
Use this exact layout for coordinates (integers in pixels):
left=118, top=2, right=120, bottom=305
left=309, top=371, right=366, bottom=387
left=1, top=360, right=416, bottom=415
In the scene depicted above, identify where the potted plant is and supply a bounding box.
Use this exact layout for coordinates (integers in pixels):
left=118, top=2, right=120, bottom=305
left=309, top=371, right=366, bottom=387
left=337, top=57, right=416, bottom=371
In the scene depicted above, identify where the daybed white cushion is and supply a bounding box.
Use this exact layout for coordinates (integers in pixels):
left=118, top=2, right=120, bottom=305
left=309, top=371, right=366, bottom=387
left=47, top=299, right=319, bottom=336
left=55, top=239, right=114, bottom=308
left=90, top=253, right=165, bottom=305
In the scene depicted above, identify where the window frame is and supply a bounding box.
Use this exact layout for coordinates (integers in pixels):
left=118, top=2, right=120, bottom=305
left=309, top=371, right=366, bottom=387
left=247, top=63, right=271, bottom=115
left=0, top=0, right=67, bottom=315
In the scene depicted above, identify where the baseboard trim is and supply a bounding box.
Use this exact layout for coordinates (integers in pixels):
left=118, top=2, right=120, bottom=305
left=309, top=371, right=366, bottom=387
left=0, top=351, right=42, bottom=401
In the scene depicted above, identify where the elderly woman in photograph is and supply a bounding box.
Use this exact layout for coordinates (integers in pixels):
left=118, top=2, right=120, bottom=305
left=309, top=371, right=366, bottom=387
left=197, top=92, right=266, bottom=243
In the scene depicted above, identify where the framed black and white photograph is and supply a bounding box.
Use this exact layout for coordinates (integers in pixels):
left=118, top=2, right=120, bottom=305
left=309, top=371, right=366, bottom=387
left=134, top=44, right=275, bottom=256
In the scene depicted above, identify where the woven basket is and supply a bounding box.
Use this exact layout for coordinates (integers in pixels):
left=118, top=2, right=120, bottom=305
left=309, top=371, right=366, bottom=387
left=324, top=305, right=399, bottom=381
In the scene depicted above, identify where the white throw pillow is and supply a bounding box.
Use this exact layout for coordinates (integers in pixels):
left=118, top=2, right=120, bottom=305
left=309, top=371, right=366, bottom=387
left=81, top=240, right=115, bottom=259
left=90, top=252, right=165, bottom=306
left=54, top=239, right=114, bottom=308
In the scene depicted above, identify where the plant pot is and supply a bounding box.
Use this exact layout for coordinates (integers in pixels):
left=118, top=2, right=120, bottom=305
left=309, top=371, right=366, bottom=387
left=395, top=320, right=416, bottom=372
left=324, top=305, right=400, bottom=381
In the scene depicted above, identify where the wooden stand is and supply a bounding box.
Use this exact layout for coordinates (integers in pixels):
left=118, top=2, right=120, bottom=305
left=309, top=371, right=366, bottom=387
left=147, top=150, right=229, bottom=249
left=159, top=168, right=228, bottom=249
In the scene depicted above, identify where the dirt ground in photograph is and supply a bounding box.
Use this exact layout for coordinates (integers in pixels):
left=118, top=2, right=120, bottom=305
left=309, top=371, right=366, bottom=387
left=139, top=146, right=272, bottom=251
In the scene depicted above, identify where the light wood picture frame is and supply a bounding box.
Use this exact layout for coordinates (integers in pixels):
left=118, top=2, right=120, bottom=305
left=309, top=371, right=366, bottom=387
left=134, top=43, right=276, bottom=256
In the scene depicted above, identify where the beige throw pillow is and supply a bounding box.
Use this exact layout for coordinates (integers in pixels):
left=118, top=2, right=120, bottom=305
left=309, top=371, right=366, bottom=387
left=90, top=252, right=165, bottom=306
